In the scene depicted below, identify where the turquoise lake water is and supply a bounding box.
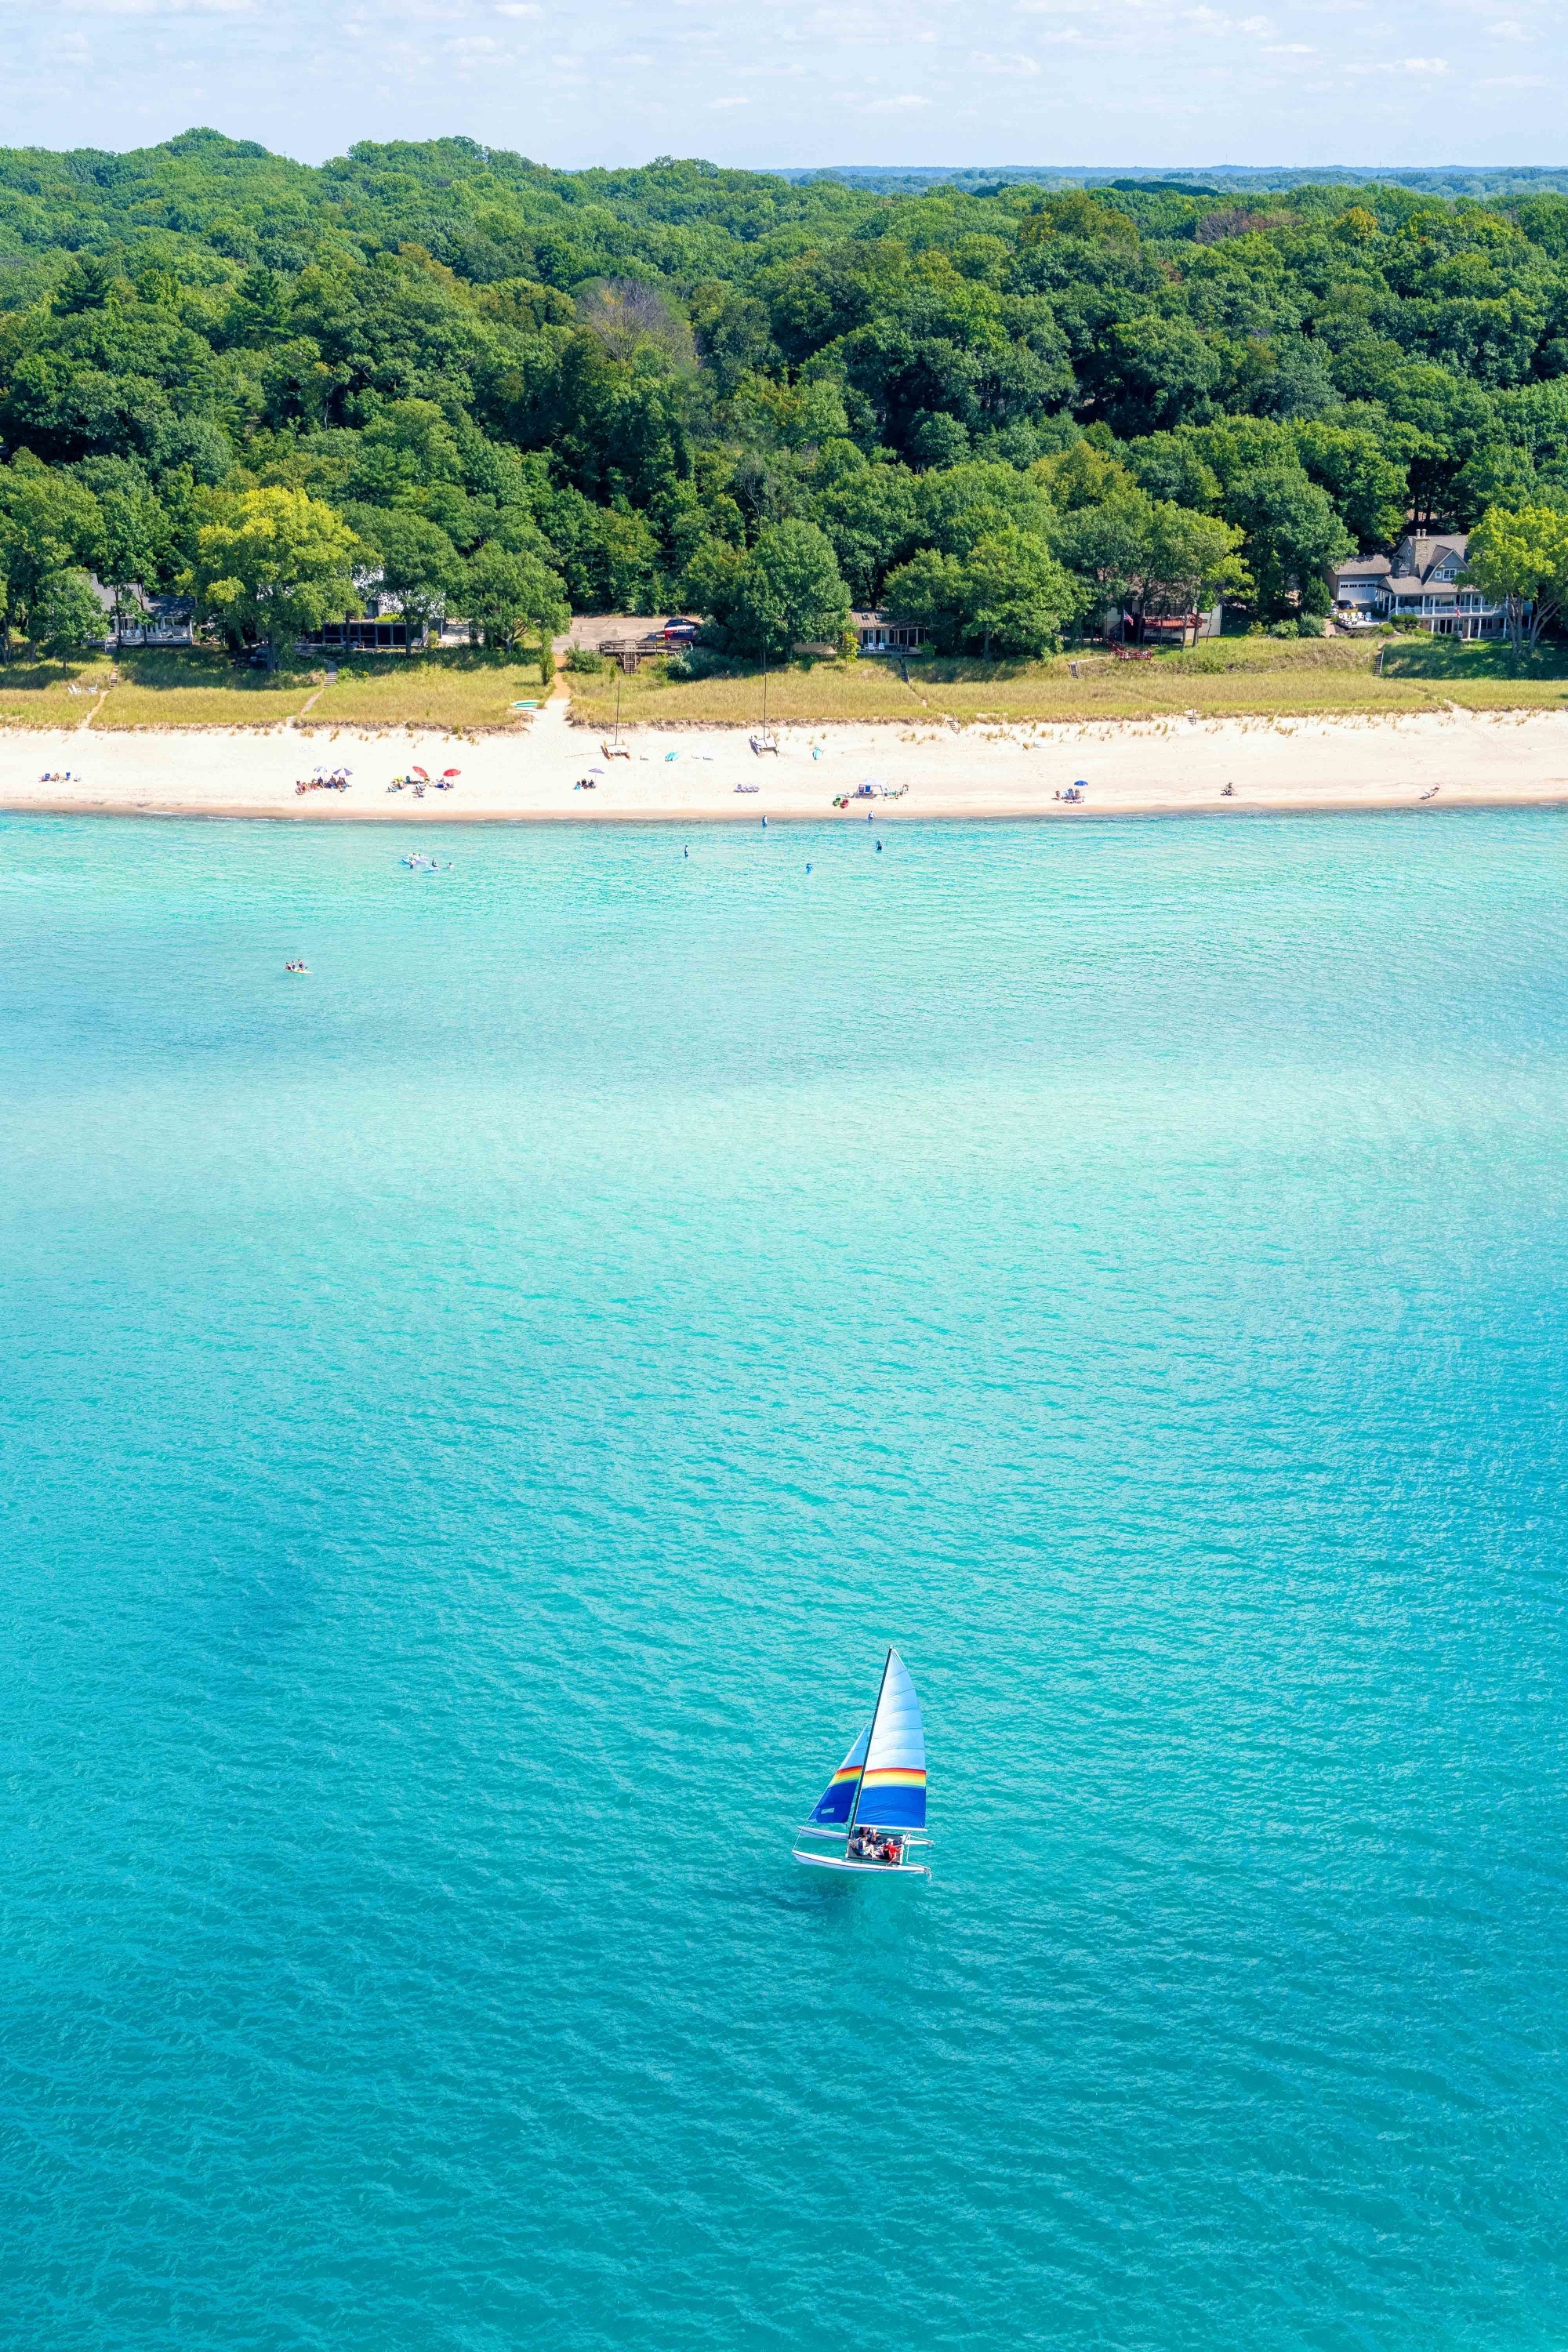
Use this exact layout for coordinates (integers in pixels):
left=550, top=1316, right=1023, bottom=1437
left=3, top=810, right=1566, bottom=2350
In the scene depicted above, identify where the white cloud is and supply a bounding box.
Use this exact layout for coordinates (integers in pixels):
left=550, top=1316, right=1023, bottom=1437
left=58, top=0, right=255, bottom=14
left=2, top=0, right=1563, bottom=174
left=709, top=93, right=748, bottom=105
left=1346, top=52, right=1450, bottom=70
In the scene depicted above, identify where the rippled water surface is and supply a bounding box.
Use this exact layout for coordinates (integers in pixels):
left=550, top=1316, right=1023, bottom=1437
left=3, top=810, right=1566, bottom=2350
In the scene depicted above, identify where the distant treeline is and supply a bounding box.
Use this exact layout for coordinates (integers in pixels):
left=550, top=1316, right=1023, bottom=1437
left=0, top=131, right=1565, bottom=665
left=783, top=168, right=1568, bottom=200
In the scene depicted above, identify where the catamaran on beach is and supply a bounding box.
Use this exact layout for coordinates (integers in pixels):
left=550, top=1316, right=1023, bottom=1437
left=793, top=1648, right=931, bottom=1876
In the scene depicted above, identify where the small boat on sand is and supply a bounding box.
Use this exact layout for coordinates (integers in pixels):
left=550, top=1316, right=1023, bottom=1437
left=792, top=1648, right=930, bottom=1875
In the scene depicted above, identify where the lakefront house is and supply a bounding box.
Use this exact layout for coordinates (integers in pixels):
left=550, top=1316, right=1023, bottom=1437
left=851, top=609, right=927, bottom=654
left=1329, top=532, right=1512, bottom=638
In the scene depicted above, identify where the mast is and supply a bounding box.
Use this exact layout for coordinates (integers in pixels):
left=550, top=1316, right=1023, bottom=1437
left=845, top=1647, right=894, bottom=1838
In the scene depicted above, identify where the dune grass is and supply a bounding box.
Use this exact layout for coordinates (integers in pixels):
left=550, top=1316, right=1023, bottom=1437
left=564, top=658, right=918, bottom=728
left=563, top=637, right=1568, bottom=729
left=297, top=649, right=547, bottom=731
left=3, top=647, right=548, bottom=731
left=88, top=650, right=321, bottom=728
left=0, top=655, right=118, bottom=728
left=1377, top=637, right=1568, bottom=711
left=914, top=637, right=1568, bottom=722
left=9, top=636, right=1564, bottom=736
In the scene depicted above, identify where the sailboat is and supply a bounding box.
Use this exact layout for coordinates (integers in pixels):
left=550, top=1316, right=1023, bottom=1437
left=750, top=651, right=779, bottom=757
left=792, top=1648, right=931, bottom=1875
left=601, top=670, right=630, bottom=760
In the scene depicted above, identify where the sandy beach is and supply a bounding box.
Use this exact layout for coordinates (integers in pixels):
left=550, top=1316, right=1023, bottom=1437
left=5, top=697, right=1568, bottom=822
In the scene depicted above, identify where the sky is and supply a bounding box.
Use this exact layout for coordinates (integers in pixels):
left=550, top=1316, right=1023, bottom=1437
left=3, top=0, right=1564, bottom=170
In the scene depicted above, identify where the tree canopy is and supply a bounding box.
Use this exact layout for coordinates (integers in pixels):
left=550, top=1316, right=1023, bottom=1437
left=2, top=132, right=1566, bottom=657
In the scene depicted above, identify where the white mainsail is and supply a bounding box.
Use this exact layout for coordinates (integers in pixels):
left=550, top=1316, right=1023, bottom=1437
left=848, top=1649, right=927, bottom=1831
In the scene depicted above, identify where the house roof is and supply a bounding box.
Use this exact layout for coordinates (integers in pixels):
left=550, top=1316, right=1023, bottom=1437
left=1394, top=532, right=1468, bottom=583
left=1334, top=554, right=1391, bottom=582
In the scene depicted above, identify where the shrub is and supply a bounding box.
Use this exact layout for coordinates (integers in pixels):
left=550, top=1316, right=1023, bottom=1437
left=666, top=646, right=741, bottom=681
left=564, top=645, right=606, bottom=673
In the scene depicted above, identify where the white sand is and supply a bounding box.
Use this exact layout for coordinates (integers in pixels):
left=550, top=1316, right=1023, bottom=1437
left=5, top=698, right=1568, bottom=822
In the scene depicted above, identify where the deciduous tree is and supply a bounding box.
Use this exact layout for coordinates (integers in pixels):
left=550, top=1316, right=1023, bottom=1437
left=1463, top=502, right=1568, bottom=648
left=183, top=486, right=361, bottom=667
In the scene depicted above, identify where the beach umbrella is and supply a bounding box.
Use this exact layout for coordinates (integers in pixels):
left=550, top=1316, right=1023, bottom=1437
left=441, top=768, right=460, bottom=778
left=412, top=765, right=430, bottom=780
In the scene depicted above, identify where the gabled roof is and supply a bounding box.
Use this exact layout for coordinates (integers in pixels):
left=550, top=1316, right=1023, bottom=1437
left=1393, top=532, right=1468, bottom=583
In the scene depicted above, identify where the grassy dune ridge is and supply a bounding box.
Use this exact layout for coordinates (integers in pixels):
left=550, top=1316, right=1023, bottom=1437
left=2, top=637, right=1566, bottom=735
left=568, top=637, right=1568, bottom=727
left=0, top=648, right=546, bottom=732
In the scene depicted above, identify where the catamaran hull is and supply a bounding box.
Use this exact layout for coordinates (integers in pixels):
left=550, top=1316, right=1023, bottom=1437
left=791, top=1849, right=930, bottom=1876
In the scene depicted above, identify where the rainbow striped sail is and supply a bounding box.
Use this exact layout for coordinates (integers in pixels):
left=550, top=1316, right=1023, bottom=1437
left=806, top=1650, right=927, bottom=1834
left=852, top=1649, right=927, bottom=1831
left=808, top=1722, right=871, bottom=1826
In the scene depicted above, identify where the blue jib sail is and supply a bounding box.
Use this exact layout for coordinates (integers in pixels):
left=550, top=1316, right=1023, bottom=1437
left=809, top=1722, right=870, bottom=1825
left=853, top=1649, right=927, bottom=1830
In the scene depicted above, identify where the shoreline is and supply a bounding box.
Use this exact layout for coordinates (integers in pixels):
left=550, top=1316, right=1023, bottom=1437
left=5, top=701, right=1568, bottom=824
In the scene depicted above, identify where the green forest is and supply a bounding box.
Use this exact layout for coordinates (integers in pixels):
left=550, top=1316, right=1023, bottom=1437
left=2, top=129, right=1567, bottom=667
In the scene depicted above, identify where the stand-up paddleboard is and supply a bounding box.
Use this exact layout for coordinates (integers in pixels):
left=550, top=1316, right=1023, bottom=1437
left=792, top=1649, right=931, bottom=1877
